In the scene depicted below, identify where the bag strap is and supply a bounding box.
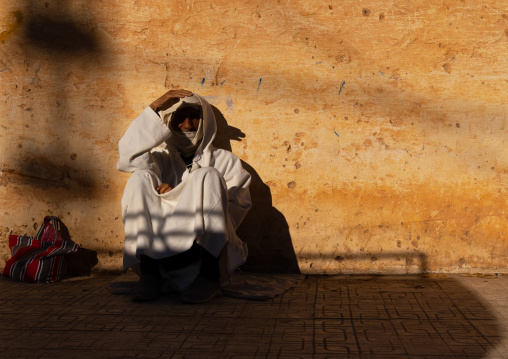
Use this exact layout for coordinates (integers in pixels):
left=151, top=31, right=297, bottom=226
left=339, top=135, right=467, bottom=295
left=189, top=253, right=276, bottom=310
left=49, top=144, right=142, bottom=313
left=51, top=217, right=60, bottom=241
left=35, top=216, right=60, bottom=242
left=34, top=218, right=47, bottom=240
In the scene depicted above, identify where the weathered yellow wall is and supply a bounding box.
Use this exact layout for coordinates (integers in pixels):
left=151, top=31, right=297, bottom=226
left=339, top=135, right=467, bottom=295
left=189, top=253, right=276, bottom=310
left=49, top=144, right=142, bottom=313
left=1, top=0, right=507, bottom=274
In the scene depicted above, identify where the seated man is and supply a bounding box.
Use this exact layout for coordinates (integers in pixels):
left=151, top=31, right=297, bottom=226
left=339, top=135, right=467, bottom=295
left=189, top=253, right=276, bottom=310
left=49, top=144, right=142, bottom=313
left=117, top=89, right=251, bottom=303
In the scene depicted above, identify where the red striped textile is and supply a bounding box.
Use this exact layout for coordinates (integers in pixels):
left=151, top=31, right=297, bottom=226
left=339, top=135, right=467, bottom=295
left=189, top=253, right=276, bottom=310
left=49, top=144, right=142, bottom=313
left=2, top=217, right=79, bottom=283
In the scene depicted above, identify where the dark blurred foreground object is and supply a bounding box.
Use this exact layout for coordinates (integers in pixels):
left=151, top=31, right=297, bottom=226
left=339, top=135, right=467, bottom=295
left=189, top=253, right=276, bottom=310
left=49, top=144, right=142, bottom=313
left=2, top=216, right=79, bottom=283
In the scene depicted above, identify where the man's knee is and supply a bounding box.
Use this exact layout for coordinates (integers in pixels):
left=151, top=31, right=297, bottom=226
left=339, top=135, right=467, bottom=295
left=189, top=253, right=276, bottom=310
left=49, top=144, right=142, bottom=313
left=193, top=167, right=225, bottom=187
left=194, top=167, right=222, bottom=179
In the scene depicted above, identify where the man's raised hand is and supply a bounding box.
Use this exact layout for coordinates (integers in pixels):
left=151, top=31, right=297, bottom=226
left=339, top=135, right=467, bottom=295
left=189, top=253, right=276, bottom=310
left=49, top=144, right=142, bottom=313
left=150, top=89, right=193, bottom=112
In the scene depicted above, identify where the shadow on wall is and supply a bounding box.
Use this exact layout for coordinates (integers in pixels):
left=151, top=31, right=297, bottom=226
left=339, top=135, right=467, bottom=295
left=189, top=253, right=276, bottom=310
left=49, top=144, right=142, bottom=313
left=4, top=4, right=104, bottom=274
left=5, top=2, right=106, bottom=193
left=24, top=11, right=100, bottom=53
left=213, top=107, right=430, bottom=275
left=212, top=107, right=300, bottom=274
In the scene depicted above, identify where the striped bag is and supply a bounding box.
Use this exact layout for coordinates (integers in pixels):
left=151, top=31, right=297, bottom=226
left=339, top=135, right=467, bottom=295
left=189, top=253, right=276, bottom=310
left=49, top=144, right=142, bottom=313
left=2, top=216, right=79, bottom=283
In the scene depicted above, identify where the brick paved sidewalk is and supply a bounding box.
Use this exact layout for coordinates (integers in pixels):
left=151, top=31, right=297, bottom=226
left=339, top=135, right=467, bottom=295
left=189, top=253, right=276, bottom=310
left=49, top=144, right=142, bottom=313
left=0, top=273, right=507, bottom=359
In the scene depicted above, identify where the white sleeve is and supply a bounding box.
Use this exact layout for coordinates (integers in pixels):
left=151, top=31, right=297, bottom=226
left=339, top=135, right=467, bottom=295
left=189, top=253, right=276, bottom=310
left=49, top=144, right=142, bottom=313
left=117, top=107, right=170, bottom=174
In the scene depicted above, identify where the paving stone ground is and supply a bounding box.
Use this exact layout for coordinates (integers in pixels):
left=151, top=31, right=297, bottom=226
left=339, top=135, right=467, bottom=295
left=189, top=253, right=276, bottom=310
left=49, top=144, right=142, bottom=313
left=1, top=273, right=507, bottom=359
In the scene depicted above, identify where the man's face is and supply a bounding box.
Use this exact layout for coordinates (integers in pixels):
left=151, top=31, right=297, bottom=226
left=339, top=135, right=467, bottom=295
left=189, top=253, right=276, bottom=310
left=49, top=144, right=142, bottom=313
left=172, top=107, right=201, bottom=132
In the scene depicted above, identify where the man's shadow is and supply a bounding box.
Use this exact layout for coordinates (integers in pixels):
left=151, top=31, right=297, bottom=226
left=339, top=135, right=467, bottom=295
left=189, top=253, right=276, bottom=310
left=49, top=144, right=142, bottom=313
left=212, top=107, right=300, bottom=274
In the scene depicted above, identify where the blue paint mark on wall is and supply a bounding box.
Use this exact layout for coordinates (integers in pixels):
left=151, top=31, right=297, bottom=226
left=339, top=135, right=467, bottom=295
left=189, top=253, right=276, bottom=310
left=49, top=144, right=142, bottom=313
left=334, top=131, right=340, bottom=137
left=379, top=71, right=385, bottom=76
left=219, top=80, right=225, bottom=88
left=339, top=81, right=346, bottom=95
left=201, top=78, right=205, bottom=86
left=257, top=78, right=262, bottom=93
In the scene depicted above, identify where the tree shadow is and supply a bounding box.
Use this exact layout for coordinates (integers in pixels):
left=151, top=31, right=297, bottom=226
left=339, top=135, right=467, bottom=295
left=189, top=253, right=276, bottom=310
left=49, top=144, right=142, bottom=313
left=24, top=14, right=101, bottom=54
left=212, top=106, right=300, bottom=274
left=4, top=2, right=106, bottom=193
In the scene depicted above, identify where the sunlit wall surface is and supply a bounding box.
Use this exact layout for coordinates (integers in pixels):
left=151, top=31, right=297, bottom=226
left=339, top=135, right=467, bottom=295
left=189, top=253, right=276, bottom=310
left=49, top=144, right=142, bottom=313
left=0, top=0, right=507, bottom=273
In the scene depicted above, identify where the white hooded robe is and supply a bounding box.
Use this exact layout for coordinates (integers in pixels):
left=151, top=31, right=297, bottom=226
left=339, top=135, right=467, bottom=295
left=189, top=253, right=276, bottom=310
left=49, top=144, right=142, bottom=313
left=117, top=93, right=251, bottom=290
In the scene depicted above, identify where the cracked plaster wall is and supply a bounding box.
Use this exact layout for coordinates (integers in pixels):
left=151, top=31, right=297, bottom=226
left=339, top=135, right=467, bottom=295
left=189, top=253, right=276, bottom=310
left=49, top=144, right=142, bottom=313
left=0, top=0, right=507, bottom=274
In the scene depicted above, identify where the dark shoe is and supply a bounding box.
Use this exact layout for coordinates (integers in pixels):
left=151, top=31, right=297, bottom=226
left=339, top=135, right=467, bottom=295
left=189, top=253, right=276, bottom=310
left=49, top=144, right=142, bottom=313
left=180, top=275, right=222, bottom=304
left=131, top=274, right=162, bottom=301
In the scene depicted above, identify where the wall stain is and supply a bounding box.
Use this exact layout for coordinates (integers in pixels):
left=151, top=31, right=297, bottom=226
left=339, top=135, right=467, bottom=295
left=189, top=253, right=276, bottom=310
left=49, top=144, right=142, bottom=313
left=0, top=10, right=23, bottom=44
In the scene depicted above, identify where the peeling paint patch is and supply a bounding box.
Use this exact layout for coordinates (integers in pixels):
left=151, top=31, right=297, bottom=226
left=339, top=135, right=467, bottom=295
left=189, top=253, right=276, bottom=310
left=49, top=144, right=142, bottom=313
left=203, top=95, right=234, bottom=111
left=225, top=97, right=234, bottom=110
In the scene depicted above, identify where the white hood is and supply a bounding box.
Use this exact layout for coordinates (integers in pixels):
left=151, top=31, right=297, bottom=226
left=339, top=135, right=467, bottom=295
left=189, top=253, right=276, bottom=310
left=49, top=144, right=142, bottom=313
left=158, top=93, right=217, bottom=171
